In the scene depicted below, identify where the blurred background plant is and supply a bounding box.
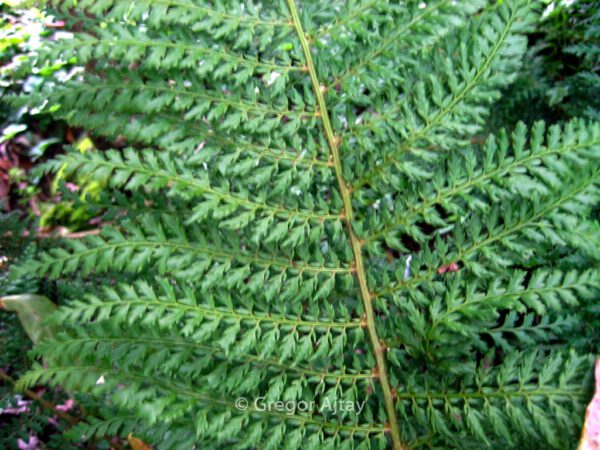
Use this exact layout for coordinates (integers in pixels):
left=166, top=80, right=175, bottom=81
left=0, top=0, right=101, bottom=236
left=0, top=2, right=109, bottom=448
left=489, top=0, right=600, bottom=130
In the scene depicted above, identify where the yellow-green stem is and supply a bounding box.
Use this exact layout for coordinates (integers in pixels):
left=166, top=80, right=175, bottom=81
left=285, top=1, right=406, bottom=448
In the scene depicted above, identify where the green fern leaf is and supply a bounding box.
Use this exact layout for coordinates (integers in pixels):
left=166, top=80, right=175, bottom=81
left=11, top=0, right=600, bottom=449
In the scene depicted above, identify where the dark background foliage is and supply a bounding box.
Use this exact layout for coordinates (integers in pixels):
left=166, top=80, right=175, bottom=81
left=489, top=0, right=600, bottom=130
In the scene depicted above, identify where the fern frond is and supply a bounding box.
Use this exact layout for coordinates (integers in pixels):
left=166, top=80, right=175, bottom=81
left=350, top=1, right=535, bottom=191
left=19, top=363, right=388, bottom=448
left=43, top=149, right=340, bottom=223
left=485, top=312, right=579, bottom=353
left=14, top=0, right=600, bottom=448
left=392, top=351, right=593, bottom=449
left=384, top=268, right=598, bottom=366
left=366, top=120, right=600, bottom=250
left=323, top=0, right=486, bottom=91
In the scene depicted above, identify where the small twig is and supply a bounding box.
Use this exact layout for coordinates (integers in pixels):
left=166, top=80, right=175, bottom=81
left=2, top=227, right=102, bottom=240
left=0, top=369, right=128, bottom=450
left=0, top=369, right=78, bottom=425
